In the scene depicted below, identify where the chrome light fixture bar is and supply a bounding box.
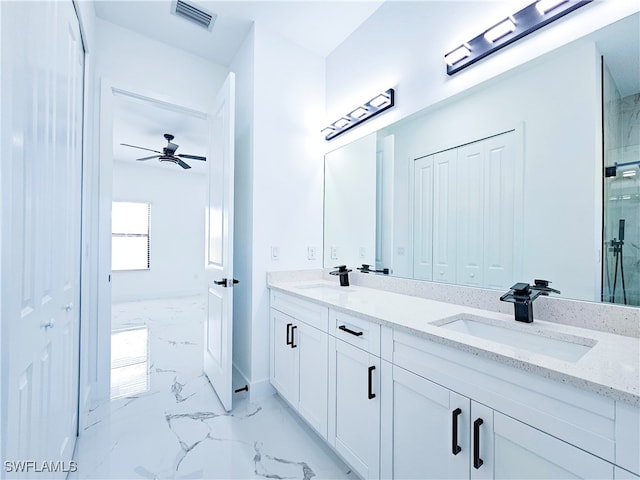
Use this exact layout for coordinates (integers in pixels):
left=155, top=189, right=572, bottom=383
left=445, top=0, right=592, bottom=75
left=322, top=89, right=395, bottom=141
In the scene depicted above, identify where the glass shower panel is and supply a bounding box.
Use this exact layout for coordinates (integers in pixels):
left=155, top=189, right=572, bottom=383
left=603, top=62, right=640, bottom=306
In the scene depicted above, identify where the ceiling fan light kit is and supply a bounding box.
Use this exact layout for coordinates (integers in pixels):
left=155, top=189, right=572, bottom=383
left=120, top=133, right=207, bottom=169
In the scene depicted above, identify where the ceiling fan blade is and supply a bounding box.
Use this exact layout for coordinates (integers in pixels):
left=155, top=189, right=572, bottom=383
left=177, top=159, right=192, bottom=169
left=177, top=154, right=207, bottom=161
left=136, top=155, right=160, bottom=161
left=120, top=143, right=163, bottom=154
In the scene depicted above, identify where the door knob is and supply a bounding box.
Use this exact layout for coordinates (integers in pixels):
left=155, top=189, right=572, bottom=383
left=41, top=319, right=55, bottom=330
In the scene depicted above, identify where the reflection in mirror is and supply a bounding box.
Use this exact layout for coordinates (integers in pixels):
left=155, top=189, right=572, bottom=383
left=324, top=13, right=640, bottom=306
left=324, top=133, right=376, bottom=268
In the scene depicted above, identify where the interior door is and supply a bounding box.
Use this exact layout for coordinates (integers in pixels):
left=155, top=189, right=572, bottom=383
left=1, top=0, right=83, bottom=472
left=204, top=73, right=236, bottom=411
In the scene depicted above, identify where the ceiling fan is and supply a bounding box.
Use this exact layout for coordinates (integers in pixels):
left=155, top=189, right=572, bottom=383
left=121, top=133, right=206, bottom=169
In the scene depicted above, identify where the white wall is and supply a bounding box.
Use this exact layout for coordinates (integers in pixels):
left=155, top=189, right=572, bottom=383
left=94, top=18, right=228, bottom=111
left=246, top=24, right=325, bottom=396
left=324, top=1, right=638, bottom=152
left=111, top=162, right=206, bottom=302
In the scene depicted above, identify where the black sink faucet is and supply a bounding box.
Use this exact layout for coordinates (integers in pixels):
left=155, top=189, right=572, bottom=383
left=330, top=265, right=352, bottom=286
left=500, top=279, right=560, bottom=323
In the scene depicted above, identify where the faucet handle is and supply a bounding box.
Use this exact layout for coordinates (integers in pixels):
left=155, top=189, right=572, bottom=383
left=510, top=282, right=531, bottom=294
left=532, top=279, right=561, bottom=295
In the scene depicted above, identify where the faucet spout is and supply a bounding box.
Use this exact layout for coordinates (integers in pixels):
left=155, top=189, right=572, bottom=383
left=330, top=265, right=352, bottom=286
left=500, top=280, right=560, bottom=323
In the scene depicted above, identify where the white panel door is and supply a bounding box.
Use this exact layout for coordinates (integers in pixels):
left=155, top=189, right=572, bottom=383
left=297, top=321, right=329, bottom=439
left=382, top=365, right=469, bottom=479
left=204, top=73, right=236, bottom=411
left=493, top=412, right=614, bottom=479
left=483, top=133, right=516, bottom=289
left=270, top=310, right=298, bottom=405
left=457, top=144, right=485, bottom=287
left=331, top=339, right=380, bottom=480
left=413, top=155, right=434, bottom=280
left=433, top=149, right=457, bottom=284
left=1, top=0, right=83, bottom=473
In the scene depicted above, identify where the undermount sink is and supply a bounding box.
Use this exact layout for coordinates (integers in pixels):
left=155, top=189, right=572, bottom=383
left=295, top=283, right=354, bottom=294
left=433, top=314, right=596, bottom=362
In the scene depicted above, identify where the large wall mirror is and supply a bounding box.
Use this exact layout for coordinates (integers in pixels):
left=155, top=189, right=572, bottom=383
left=324, top=13, right=640, bottom=306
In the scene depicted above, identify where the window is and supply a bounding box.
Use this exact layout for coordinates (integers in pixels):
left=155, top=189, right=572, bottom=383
left=112, top=201, right=150, bottom=271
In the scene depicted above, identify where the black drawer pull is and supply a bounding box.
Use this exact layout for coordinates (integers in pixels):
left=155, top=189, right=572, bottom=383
left=286, top=323, right=292, bottom=346
left=290, top=325, right=297, bottom=348
left=473, top=418, right=484, bottom=469
left=339, top=325, right=363, bottom=337
left=452, top=408, right=462, bottom=455
left=368, top=365, right=376, bottom=399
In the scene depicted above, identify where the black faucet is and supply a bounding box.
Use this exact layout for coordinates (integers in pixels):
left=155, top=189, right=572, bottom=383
left=500, top=279, right=560, bottom=323
left=357, top=264, right=390, bottom=275
left=330, top=265, right=352, bottom=286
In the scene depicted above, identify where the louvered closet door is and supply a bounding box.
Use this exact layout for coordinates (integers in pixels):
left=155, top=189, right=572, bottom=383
left=2, top=0, right=84, bottom=474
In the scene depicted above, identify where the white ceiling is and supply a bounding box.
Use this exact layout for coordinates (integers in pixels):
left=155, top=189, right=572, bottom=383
left=93, top=0, right=385, bottom=65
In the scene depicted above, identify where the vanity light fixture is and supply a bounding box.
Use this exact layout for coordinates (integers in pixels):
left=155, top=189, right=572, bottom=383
left=322, top=88, right=395, bottom=141
left=484, top=18, right=517, bottom=43
left=605, top=160, right=640, bottom=178
left=445, top=0, right=592, bottom=75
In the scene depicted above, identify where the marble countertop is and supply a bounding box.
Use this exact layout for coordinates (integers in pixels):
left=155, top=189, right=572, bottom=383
left=268, top=279, right=640, bottom=406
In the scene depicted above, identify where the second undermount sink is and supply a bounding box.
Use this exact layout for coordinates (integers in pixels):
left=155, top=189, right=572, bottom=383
left=433, top=314, right=596, bottom=362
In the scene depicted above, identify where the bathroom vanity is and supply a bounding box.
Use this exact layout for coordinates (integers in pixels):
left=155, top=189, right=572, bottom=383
left=268, top=274, right=639, bottom=480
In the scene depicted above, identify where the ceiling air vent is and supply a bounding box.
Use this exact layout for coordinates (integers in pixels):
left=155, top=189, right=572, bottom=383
left=172, top=0, right=216, bottom=31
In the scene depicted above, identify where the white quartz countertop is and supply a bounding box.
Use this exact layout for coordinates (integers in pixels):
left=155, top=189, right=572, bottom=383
left=268, top=279, right=640, bottom=406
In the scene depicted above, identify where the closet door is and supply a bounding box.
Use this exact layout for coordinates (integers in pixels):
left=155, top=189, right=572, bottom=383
left=2, top=0, right=84, bottom=471
left=432, top=149, right=457, bottom=284
left=457, top=143, right=485, bottom=287
left=413, top=155, right=434, bottom=280
left=483, top=133, right=517, bottom=290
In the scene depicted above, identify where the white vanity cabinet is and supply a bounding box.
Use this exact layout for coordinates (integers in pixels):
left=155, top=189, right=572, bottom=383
left=382, top=328, right=625, bottom=480
left=269, top=291, right=329, bottom=439
left=329, top=310, right=381, bottom=480
left=269, top=286, right=639, bottom=480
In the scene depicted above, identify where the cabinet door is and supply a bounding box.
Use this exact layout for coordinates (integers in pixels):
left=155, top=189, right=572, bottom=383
left=492, top=412, right=614, bottom=480
left=331, top=338, right=381, bottom=479
left=382, top=364, right=469, bottom=479
left=270, top=310, right=298, bottom=405
left=297, top=321, right=328, bottom=439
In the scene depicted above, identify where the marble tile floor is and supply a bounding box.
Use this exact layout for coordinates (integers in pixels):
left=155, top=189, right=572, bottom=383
left=71, top=295, right=354, bottom=480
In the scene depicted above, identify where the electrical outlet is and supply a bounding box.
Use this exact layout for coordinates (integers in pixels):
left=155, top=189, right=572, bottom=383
left=330, top=246, right=338, bottom=260
left=307, top=246, right=317, bottom=261
left=271, top=246, right=280, bottom=260
left=397, top=246, right=405, bottom=256
left=359, top=247, right=366, bottom=258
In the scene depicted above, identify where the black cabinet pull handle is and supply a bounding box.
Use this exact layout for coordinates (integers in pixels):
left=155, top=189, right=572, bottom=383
left=339, top=325, right=364, bottom=337
left=473, top=418, right=484, bottom=469
left=286, top=323, right=292, bottom=346
left=368, top=365, right=376, bottom=399
left=452, top=408, right=462, bottom=455
left=291, top=325, right=297, bottom=348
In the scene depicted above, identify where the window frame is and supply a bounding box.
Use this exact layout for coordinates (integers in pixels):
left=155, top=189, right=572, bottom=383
left=111, top=201, right=151, bottom=272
